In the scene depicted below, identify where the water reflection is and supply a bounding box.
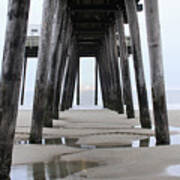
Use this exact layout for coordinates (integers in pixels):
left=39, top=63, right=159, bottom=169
left=11, top=160, right=99, bottom=180
left=16, top=137, right=79, bottom=146
left=166, top=164, right=180, bottom=177
left=16, top=125, right=180, bottom=149
left=16, top=136, right=152, bottom=149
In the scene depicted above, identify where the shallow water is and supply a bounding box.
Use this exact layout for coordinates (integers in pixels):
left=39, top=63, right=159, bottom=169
left=10, top=160, right=99, bottom=180
left=133, top=126, right=180, bottom=147
left=16, top=125, right=180, bottom=149
left=16, top=136, right=151, bottom=149
left=166, top=164, right=180, bottom=177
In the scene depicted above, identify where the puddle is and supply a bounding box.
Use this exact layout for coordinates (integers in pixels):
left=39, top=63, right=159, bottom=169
left=10, top=160, right=99, bottom=180
left=16, top=136, right=152, bottom=149
left=15, top=126, right=180, bottom=149
left=15, top=137, right=79, bottom=146
left=166, top=164, right=180, bottom=177
left=133, top=126, right=180, bottom=147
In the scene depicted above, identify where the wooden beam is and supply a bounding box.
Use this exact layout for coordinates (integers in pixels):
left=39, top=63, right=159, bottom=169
left=0, top=0, right=30, bottom=178
left=125, top=0, right=151, bottom=128
left=75, top=30, right=105, bottom=34
left=71, top=5, right=118, bottom=12
left=144, top=0, right=170, bottom=144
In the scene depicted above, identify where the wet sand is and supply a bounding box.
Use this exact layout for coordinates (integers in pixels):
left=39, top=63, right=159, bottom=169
left=11, top=109, right=180, bottom=179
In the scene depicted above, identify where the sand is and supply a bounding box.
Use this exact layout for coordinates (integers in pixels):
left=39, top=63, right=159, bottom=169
left=12, top=109, right=180, bottom=179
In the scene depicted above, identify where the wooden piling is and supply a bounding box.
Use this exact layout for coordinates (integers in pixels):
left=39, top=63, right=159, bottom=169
left=116, top=10, right=135, bottom=118
left=52, top=17, right=73, bottom=119
left=144, top=0, right=170, bottom=144
left=69, top=56, right=79, bottom=108
left=20, top=56, right=28, bottom=105
left=0, top=0, right=30, bottom=178
left=76, top=58, right=80, bottom=105
left=61, top=42, right=76, bottom=111
left=30, top=0, right=56, bottom=143
left=98, top=45, right=112, bottom=109
left=96, top=55, right=109, bottom=108
left=124, top=0, right=151, bottom=128
left=44, top=0, right=68, bottom=127
left=106, top=27, right=124, bottom=113
left=95, top=60, right=98, bottom=105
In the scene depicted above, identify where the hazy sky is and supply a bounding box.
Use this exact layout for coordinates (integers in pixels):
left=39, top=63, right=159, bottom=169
left=0, top=0, right=180, bottom=93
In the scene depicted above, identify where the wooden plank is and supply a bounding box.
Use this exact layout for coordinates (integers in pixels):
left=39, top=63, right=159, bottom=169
left=0, top=0, right=30, bottom=178
left=125, top=0, right=151, bottom=128
left=144, top=0, right=170, bottom=144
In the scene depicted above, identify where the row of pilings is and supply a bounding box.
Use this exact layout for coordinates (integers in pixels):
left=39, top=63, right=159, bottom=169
left=0, top=0, right=170, bottom=179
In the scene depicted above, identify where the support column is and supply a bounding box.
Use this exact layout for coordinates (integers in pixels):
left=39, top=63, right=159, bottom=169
left=20, top=56, right=28, bottom=105
left=107, top=26, right=124, bottom=114
left=30, top=0, right=56, bottom=143
left=116, top=10, right=135, bottom=118
left=98, top=46, right=112, bottom=109
left=0, top=0, right=30, bottom=178
left=44, top=0, right=68, bottom=127
left=124, top=0, right=151, bottom=128
left=96, top=55, right=109, bottom=108
left=69, top=56, right=79, bottom=108
left=61, top=43, right=76, bottom=111
left=52, top=17, right=73, bottom=119
left=76, top=58, right=80, bottom=105
left=144, top=0, right=170, bottom=144
left=95, top=60, right=98, bottom=105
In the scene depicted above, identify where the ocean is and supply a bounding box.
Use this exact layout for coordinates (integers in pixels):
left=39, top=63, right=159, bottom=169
left=19, top=89, right=180, bottom=110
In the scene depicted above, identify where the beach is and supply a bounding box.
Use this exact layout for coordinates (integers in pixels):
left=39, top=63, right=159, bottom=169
left=10, top=109, right=180, bottom=179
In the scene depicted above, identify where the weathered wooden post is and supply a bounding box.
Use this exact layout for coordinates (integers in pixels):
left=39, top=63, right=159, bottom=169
left=116, top=10, right=135, bottom=118
left=76, top=58, right=80, bottom=105
left=107, top=26, right=124, bottom=114
left=0, top=0, right=30, bottom=178
left=96, top=55, right=109, bottom=108
left=95, top=60, right=98, bottom=105
left=124, top=0, right=151, bottom=128
left=144, top=0, right=170, bottom=144
left=52, top=17, right=73, bottom=119
left=52, top=55, right=68, bottom=118
left=69, top=56, right=79, bottom=108
left=30, top=0, right=56, bottom=143
left=20, top=56, right=28, bottom=105
left=44, top=0, right=68, bottom=127
left=61, top=43, right=76, bottom=111
left=98, top=46, right=112, bottom=109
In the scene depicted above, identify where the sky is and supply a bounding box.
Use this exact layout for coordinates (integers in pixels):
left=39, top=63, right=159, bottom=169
left=0, top=0, right=180, bottom=95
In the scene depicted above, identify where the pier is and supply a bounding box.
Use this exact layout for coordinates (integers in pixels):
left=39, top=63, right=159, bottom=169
left=0, top=0, right=170, bottom=179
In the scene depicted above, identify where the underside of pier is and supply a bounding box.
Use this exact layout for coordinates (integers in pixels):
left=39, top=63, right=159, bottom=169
left=0, top=0, right=170, bottom=179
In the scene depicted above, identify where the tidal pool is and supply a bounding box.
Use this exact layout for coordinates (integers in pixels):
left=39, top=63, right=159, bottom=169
left=10, top=160, right=99, bottom=180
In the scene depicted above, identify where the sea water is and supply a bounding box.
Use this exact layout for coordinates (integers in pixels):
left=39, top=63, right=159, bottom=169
left=19, top=89, right=180, bottom=110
